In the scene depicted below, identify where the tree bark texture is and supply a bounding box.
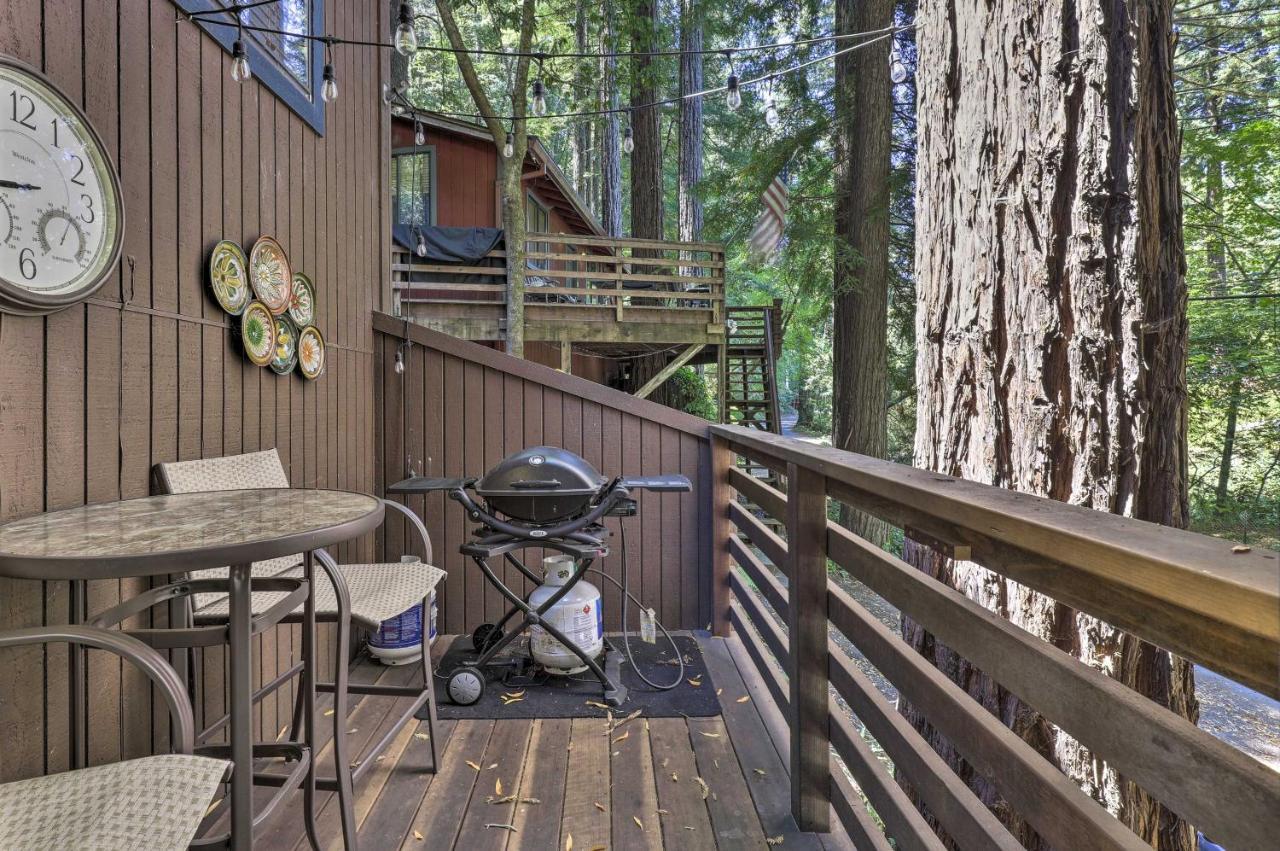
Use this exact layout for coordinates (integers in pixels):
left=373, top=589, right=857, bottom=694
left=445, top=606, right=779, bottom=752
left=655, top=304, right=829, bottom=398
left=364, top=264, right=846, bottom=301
left=629, top=0, right=664, bottom=241
left=600, top=0, right=624, bottom=237
left=572, top=0, right=592, bottom=200
left=678, top=0, right=704, bottom=244
left=832, top=0, right=893, bottom=548
left=908, top=1, right=1195, bottom=848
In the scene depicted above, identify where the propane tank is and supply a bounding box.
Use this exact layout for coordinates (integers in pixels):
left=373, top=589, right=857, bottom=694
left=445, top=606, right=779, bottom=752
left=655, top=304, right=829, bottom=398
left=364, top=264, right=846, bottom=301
left=528, top=555, right=603, bottom=674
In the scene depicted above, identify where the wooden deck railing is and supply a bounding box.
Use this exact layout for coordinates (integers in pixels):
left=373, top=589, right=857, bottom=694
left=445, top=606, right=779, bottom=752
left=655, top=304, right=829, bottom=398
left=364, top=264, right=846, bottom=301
left=391, top=233, right=725, bottom=332
left=708, top=424, right=1280, bottom=849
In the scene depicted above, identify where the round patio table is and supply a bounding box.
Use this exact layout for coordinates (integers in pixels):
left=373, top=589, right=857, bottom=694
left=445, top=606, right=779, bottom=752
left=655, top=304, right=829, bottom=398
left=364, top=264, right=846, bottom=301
left=0, top=488, right=384, bottom=850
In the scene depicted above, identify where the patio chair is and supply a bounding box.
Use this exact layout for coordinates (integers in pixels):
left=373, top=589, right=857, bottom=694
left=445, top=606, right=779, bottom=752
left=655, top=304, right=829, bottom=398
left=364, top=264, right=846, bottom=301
left=89, top=449, right=443, bottom=850
left=0, top=625, right=228, bottom=851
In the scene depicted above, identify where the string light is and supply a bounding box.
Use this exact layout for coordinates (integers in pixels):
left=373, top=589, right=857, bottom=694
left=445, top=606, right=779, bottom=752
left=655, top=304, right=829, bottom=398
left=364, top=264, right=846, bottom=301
left=231, top=34, right=252, bottom=83
left=531, top=77, right=547, bottom=117
left=414, top=118, right=426, bottom=146
left=394, top=2, right=418, bottom=56
left=415, top=228, right=428, bottom=258
left=622, top=126, right=634, bottom=154
left=503, top=132, right=515, bottom=158
left=724, top=52, right=742, bottom=111
left=764, top=95, right=780, bottom=129
left=890, top=55, right=908, bottom=84
left=321, top=40, right=338, bottom=102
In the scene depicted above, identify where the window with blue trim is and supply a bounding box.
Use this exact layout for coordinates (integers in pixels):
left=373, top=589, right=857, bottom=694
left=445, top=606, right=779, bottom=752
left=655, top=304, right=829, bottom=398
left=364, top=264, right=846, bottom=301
left=174, top=0, right=326, bottom=134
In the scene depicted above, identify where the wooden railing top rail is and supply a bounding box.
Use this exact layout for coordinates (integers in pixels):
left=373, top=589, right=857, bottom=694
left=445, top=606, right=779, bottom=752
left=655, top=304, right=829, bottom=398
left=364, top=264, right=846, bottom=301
left=711, top=423, right=1280, bottom=698
left=373, top=311, right=714, bottom=438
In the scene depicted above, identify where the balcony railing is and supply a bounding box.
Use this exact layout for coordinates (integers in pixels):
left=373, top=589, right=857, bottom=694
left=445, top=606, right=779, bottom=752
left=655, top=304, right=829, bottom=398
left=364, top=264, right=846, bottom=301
left=390, top=233, right=725, bottom=343
left=707, top=424, right=1280, bottom=848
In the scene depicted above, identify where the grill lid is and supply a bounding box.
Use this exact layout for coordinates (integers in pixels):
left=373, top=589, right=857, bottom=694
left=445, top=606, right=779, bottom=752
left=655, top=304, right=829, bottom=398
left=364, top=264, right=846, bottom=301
left=474, top=446, right=608, bottom=501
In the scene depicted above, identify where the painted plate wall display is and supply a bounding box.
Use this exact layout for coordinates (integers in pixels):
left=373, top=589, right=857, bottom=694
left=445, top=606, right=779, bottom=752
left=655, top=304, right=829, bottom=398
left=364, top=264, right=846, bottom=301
left=208, top=240, right=251, bottom=315
left=248, top=236, right=292, bottom=314
left=241, top=300, right=278, bottom=366
left=288, top=272, right=316, bottom=326
left=298, top=324, right=326, bottom=380
left=270, top=315, right=299, bottom=375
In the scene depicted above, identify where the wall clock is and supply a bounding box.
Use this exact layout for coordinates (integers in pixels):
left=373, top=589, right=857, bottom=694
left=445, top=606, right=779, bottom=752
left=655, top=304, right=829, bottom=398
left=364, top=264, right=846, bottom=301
left=0, top=55, right=124, bottom=315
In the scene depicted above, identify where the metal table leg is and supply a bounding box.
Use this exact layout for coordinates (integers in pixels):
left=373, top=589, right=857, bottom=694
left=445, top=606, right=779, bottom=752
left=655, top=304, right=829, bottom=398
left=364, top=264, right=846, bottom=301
left=228, top=562, right=255, bottom=849
left=302, top=551, right=321, bottom=850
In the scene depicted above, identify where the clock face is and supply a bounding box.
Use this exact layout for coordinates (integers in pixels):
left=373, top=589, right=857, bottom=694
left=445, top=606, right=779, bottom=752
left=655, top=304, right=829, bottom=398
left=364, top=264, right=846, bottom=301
left=0, top=56, right=123, bottom=312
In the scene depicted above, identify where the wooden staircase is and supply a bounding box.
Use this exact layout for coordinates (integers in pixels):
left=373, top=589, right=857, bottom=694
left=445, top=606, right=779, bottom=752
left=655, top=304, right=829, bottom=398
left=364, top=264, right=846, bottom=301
left=719, top=304, right=782, bottom=433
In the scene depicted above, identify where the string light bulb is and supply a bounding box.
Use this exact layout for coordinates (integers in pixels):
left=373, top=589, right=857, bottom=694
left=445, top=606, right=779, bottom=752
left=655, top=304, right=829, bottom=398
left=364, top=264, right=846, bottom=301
left=394, top=348, right=406, bottom=374
left=394, top=2, right=417, bottom=56
left=503, top=132, right=514, bottom=159
left=321, top=63, right=338, bottom=102
left=231, top=39, right=252, bottom=83
left=726, top=74, right=741, bottom=110
left=531, top=78, right=547, bottom=116
left=890, top=57, right=908, bottom=84
left=415, top=230, right=428, bottom=257
left=622, top=126, right=634, bottom=154
left=414, top=119, right=426, bottom=146
left=763, top=95, right=780, bottom=129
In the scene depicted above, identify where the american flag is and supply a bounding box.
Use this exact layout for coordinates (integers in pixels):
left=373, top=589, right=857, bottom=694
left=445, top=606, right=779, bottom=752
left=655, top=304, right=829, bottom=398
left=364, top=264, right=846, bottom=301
left=748, top=172, right=789, bottom=262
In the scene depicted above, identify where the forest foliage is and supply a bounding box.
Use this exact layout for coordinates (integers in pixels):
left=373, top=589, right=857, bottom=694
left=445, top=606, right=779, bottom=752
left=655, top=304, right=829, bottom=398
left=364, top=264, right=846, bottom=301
left=409, top=0, right=1277, bottom=548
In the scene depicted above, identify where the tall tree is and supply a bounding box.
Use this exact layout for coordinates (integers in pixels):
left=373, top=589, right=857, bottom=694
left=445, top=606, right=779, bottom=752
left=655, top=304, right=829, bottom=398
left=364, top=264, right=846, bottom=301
left=571, top=0, right=592, bottom=200
left=599, top=0, right=623, bottom=236
left=629, top=0, right=663, bottom=239
left=677, top=0, right=704, bottom=243
left=906, top=0, right=1197, bottom=848
left=832, top=0, right=893, bottom=546
left=434, top=0, right=538, bottom=357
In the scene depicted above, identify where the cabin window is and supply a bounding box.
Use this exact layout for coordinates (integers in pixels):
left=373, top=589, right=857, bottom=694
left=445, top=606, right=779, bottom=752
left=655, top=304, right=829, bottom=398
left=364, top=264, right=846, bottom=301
left=526, top=194, right=551, bottom=270
left=391, top=148, right=436, bottom=230
left=176, top=0, right=326, bottom=134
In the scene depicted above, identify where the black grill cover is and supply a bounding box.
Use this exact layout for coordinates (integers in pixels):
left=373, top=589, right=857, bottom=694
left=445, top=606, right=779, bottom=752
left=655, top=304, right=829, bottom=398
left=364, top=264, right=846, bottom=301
left=474, top=446, right=608, bottom=523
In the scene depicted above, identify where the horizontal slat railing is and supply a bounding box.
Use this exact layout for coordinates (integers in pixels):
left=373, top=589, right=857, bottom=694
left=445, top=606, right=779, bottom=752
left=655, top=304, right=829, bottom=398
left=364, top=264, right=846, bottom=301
left=707, top=424, right=1280, bottom=851
left=391, top=232, right=725, bottom=326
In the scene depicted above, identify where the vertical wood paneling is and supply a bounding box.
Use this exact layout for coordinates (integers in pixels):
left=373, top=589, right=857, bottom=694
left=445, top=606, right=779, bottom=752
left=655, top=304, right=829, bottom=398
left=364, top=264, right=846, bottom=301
left=0, top=0, right=385, bottom=783
left=373, top=323, right=711, bottom=636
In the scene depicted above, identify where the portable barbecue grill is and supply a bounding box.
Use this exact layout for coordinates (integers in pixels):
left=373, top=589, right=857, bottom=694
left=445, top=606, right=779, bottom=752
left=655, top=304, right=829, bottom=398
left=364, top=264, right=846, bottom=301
left=388, top=446, right=691, bottom=707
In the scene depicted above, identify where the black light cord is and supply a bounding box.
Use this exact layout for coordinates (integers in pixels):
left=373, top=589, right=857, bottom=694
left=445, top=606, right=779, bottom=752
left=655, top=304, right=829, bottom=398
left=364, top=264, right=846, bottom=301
left=610, top=519, right=684, bottom=691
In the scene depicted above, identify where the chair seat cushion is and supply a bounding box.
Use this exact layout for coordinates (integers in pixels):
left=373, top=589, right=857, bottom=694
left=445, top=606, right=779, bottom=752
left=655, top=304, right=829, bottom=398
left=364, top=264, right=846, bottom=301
left=195, top=561, right=446, bottom=629
left=0, top=754, right=228, bottom=851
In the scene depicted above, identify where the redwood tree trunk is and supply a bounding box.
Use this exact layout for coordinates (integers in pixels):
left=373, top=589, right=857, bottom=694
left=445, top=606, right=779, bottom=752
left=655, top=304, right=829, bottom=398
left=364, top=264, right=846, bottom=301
left=678, top=0, right=704, bottom=244
left=600, top=0, right=623, bottom=236
left=629, top=0, right=663, bottom=240
left=832, top=0, right=892, bottom=547
left=907, top=1, right=1195, bottom=848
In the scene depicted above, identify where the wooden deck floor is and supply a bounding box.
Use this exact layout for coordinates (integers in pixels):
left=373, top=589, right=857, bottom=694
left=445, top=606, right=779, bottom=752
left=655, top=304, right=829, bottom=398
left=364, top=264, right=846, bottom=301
left=209, top=634, right=851, bottom=850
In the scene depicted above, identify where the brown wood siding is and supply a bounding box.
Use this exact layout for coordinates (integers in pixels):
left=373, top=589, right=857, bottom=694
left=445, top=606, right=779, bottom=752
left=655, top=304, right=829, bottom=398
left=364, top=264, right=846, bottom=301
left=373, top=314, right=713, bottom=635
left=0, top=0, right=386, bottom=783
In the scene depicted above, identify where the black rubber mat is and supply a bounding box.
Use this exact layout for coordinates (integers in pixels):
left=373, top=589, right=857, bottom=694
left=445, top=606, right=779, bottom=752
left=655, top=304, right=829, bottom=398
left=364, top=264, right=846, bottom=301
left=421, top=633, right=722, bottom=720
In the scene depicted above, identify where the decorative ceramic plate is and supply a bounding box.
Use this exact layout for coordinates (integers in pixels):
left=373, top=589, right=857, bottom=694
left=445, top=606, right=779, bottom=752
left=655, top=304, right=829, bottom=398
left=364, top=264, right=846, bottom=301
left=270, top=315, right=300, bottom=375
left=241, top=300, right=278, bottom=367
left=208, top=240, right=251, bottom=315
left=298, top=324, right=326, bottom=380
left=288, top=272, right=316, bottom=326
left=248, top=236, right=293, bottom=315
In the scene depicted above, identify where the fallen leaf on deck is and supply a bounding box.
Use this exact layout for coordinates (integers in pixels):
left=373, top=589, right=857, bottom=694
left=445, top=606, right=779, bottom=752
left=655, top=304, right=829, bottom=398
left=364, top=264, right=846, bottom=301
left=204, top=799, right=222, bottom=818
left=686, top=677, right=702, bottom=687
left=414, top=732, right=430, bottom=741
left=699, top=731, right=720, bottom=738
left=736, top=695, right=751, bottom=703
left=484, top=823, right=517, bottom=831
left=753, top=768, right=767, bottom=776
left=413, top=830, right=424, bottom=841
left=1233, top=545, right=1252, bottom=553
left=376, top=755, right=386, bottom=762
left=520, top=797, right=541, bottom=804
left=766, top=835, right=784, bottom=845
left=487, top=763, right=498, bottom=770
left=502, top=690, right=526, bottom=698
left=466, top=760, right=481, bottom=771
left=612, top=731, right=630, bottom=744
left=657, top=808, right=669, bottom=815
left=671, top=772, right=679, bottom=782
left=323, top=709, right=335, bottom=717
left=593, top=801, right=605, bottom=812
left=277, top=725, right=289, bottom=740
left=716, top=688, right=723, bottom=696
left=347, top=728, right=358, bottom=735
left=683, top=825, right=696, bottom=831
left=585, top=700, right=609, bottom=709
left=632, top=815, right=644, bottom=830
left=565, top=834, right=573, bottom=851
left=496, top=778, right=503, bottom=796
left=695, top=776, right=710, bottom=800
left=487, top=795, right=516, bottom=805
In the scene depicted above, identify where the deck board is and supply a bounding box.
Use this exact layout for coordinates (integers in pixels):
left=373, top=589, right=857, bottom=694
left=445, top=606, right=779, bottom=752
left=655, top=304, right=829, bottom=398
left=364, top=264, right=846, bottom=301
left=207, top=636, right=853, bottom=849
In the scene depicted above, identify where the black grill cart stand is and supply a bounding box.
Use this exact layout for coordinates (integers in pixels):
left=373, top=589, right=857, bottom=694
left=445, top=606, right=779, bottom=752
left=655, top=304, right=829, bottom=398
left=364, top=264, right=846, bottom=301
left=389, top=450, right=690, bottom=709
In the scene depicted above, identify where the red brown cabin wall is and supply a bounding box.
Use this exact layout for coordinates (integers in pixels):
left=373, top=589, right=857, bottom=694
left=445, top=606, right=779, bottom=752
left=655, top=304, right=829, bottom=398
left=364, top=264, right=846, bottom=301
left=0, top=0, right=387, bottom=782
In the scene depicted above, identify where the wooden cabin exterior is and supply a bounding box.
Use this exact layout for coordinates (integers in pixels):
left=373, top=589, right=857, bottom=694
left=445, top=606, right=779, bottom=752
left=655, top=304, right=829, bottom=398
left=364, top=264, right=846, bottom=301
left=388, top=110, right=728, bottom=394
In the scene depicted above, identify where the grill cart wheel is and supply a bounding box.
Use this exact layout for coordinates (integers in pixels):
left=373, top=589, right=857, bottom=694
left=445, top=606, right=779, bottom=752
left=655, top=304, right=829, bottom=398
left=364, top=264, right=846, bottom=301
left=471, top=622, right=504, bottom=654
left=447, top=666, right=485, bottom=706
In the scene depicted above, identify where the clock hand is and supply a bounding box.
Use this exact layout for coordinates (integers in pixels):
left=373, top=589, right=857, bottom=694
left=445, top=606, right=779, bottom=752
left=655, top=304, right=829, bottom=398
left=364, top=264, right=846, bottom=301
left=0, top=179, right=41, bottom=191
